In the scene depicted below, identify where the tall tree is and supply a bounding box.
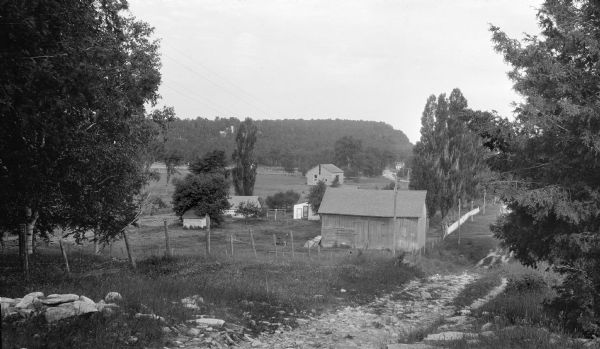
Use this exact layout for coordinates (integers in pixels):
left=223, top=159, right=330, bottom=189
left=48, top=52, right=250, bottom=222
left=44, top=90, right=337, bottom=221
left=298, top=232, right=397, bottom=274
left=150, top=106, right=180, bottom=185
left=486, top=0, right=600, bottom=335
left=308, top=181, right=328, bottom=213
left=190, top=150, right=229, bottom=178
left=232, top=118, right=258, bottom=195
left=0, top=0, right=161, bottom=257
left=410, top=90, right=488, bottom=219
left=334, top=136, right=363, bottom=172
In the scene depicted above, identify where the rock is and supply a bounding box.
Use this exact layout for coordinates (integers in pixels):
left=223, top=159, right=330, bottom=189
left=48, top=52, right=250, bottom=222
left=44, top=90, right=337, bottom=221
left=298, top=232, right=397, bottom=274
left=181, top=295, right=204, bottom=310
left=387, top=344, right=437, bottom=349
left=45, top=304, right=78, bottom=322
left=187, top=318, right=225, bottom=327
left=96, top=302, right=119, bottom=313
left=134, top=313, right=165, bottom=322
left=420, top=291, right=432, bottom=300
left=161, top=326, right=172, bottom=334
left=104, top=292, right=122, bottom=303
left=459, top=308, right=471, bottom=316
left=481, top=322, right=493, bottom=331
left=186, top=328, right=201, bottom=336
left=79, top=295, right=95, bottom=305
left=425, top=331, right=476, bottom=341
left=480, top=330, right=495, bottom=338
left=340, top=288, right=347, bottom=293
left=446, top=315, right=468, bottom=325
left=15, top=292, right=44, bottom=309
left=0, top=297, right=16, bottom=305
left=40, top=294, right=79, bottom=305
left=72, top=300, right=98, bottom=314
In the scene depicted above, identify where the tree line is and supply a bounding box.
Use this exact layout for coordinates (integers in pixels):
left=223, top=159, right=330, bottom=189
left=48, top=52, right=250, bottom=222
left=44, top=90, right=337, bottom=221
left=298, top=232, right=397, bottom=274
left=162, top=118, right=412, bottom=174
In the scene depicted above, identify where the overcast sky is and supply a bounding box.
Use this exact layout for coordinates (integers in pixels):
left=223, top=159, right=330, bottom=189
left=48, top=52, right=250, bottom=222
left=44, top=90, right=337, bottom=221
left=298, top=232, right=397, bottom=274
left=128, top=0, right=543, bottom=143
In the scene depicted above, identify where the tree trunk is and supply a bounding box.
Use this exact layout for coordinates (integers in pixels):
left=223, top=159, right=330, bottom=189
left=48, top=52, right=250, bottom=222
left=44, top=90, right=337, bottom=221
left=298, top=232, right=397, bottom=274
left=25, top=207, right=38, bottom=255
left=122, top=230, right=136, bottom=269
left=59, top=230, right=71, bottom=275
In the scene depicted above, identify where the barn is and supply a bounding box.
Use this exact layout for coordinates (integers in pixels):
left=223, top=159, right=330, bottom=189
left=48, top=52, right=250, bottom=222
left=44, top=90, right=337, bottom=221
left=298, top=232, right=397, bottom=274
left=305, top=164, right=344, bottom=186
left=318, top=188, right=427, bottom=251
left=182, top=210, right=207, bottom=229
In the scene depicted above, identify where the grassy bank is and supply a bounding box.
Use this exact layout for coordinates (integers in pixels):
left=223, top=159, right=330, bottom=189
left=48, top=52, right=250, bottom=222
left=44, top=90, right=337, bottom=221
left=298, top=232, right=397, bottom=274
left=1, top=247, right=419, bottom=348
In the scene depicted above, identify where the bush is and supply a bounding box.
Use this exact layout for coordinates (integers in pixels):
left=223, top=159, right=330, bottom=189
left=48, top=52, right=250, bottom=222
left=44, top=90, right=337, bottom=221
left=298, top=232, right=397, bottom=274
left=265, top=190, right=300, bottom=211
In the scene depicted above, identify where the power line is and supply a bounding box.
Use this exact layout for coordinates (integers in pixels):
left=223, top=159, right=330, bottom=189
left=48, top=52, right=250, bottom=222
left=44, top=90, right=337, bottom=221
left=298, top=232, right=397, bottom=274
left=163, top=42, right=270, bottom=112
left=162, top=77, right=239, bottom=116
left=162, top=53, right=270, bottom=116
left=161, top=83, right=229, bottom=117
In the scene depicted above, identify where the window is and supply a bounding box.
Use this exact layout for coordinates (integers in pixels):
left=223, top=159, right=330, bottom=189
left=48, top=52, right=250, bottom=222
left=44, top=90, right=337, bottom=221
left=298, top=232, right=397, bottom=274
left=314, top=174, right=317, bottom=179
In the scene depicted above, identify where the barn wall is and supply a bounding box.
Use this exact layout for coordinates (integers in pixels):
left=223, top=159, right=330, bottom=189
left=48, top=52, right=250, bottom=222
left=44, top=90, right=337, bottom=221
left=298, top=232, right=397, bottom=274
left=321, top=214, right=424, bottom=250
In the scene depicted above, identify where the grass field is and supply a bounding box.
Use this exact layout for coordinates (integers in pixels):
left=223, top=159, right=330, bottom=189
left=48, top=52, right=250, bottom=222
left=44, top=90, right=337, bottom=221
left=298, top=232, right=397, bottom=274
left=145, top=166, right=395, bottom=208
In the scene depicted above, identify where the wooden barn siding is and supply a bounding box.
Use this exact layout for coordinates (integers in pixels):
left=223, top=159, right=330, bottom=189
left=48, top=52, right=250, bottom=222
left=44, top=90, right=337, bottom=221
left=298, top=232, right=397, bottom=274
left=321, top=214, right=425, bottom=251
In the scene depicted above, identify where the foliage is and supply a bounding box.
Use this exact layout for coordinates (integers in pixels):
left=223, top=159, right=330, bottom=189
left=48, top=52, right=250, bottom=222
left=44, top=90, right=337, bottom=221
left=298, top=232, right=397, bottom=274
left=0, top=0, right=161, bottom=246
left=482, top=0, right=600, bottom=336
left=162, top=118, right=411, bottom=168
left=232, top=118, right=258, bottom=195
left=235, top=201, right=263, bottom=221
left=281, top=153, right=296, bottom=173
left=334, top=136, right=363, bottom=174
left=172, top=173, right=229, bottom=226
left=265, top=190, right=300, bottom=211
left=190, top=149, right=229, bottom=178
left=308, top=181, right=327, bottom=213
left=410, top=89, right=489, bottom=218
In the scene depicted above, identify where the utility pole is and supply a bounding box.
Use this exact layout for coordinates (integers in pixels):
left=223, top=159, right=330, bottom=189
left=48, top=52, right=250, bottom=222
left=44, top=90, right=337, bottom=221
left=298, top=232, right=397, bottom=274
left=392, top=169, right=399, bottom=256
left=458, top=199, right=461, bottom=245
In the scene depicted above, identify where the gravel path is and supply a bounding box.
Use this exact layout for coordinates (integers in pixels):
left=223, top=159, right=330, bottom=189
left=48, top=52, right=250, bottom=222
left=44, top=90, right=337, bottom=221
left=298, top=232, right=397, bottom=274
left=237, top=272, right=478, bottom=349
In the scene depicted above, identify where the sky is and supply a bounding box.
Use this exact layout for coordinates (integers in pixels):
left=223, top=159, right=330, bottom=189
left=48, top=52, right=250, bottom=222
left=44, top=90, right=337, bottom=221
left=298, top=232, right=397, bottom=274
left=128, top=0, right=543, bottom=143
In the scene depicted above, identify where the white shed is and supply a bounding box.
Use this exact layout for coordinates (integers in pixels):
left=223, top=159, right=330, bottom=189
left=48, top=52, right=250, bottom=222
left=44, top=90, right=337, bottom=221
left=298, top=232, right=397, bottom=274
left=224, top=196, right=262, bottom=218
left=293, top=202, right=320, bottom=221
left=182, top=210, right=207, bottom=229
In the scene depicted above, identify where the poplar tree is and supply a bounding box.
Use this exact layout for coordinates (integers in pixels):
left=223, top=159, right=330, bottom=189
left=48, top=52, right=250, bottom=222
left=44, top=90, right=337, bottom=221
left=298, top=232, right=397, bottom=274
left=232, top=118, right=258, bottom=195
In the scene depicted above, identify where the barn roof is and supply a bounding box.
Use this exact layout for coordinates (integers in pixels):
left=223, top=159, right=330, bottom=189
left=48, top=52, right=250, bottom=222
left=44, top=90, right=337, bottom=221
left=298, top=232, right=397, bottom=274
left=182, top=209, right=204, bottom=218
left=318, top=188, right=427, bottom=218
left=309, top=164, right=343, bottom=173
left=228, top=196, right=261, bottom=208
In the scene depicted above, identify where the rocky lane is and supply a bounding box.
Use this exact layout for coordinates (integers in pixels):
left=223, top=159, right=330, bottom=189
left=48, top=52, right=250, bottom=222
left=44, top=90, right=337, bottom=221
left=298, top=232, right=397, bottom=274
left=237, top=272, right=478, bottom=349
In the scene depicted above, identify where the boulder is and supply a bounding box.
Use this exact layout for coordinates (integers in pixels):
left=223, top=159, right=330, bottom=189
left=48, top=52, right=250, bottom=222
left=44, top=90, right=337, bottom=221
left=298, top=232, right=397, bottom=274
left=40, top=294, right=79, bottom=305
left=72, top=300, right=98, bottom=314
left=134, top=313, right=165, bottom=322
left=186, top=328, right=201, bottom=336
left=420, top=291, right=432, bottom=300
left=15, top=292, right=44, bottom=309
left=45, top=304, right=78, bottom=322
left=104, top=292, right=122, bottom=303
left=481, top=322, right=494, bottom=331
left=0, top=297, right=16, bottom=305
left=187, top=318, right=225, bottom=327
left=79, top=295, right=95, bottom=305
left=425, top=331, right=476, bottom=341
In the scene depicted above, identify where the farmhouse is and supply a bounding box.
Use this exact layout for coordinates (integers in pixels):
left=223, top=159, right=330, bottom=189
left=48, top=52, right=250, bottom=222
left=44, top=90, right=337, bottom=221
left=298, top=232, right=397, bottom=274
left=182, top=210, right=207, bottom=229
left=293, top=202, right=320, bottom=221
left=224, top=196, right=261, bottom=218
left=306, top=164, right=344, bottom=186
left=318, top=188, right=427, bottom=251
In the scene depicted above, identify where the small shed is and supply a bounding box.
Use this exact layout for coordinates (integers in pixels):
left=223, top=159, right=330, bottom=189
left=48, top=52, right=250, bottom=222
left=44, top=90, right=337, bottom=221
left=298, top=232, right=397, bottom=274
left=306, top=164, right=344, bottom=186
left=224, top=196, right=262, bottom=218
left=182, top=210, right=207, bottom=229
left=318, top=188, right=427, bottom=251
left=293, top=202, right=320, bottom=221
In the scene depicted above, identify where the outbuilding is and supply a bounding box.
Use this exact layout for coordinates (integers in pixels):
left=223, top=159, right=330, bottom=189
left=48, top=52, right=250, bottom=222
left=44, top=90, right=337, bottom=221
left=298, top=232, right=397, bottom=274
left=305, top=164, right=344, bottom=186
left=293, top=202, right=320, bottom=221
left=182, top=209, right=207, bottom=229
left=318, top=188, right=427, bottom=251
left=224, top=196, right=262, bottom=218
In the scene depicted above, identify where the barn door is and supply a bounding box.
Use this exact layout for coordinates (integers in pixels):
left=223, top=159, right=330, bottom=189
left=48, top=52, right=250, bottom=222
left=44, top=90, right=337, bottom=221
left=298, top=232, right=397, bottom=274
left=353, top=222, right=367, bottom=248
left=302, top=205, right=308, bottom=219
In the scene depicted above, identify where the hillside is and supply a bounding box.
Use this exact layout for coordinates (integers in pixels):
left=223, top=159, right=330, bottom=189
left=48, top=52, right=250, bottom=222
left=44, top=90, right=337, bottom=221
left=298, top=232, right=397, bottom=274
left=165, top=118, right=412, bottom=172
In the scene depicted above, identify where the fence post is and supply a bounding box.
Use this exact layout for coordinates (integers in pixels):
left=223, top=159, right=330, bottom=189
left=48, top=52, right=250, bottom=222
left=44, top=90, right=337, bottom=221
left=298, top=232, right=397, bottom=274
left=205, top=214, right=211, bottom=256
left=273, top=234, right=277, bottom=259
left=122, top=230, right=136, bottom=269
left=164, top=219, right=172, bottom=257
left=250, top=229, right=257, bottom=258
left=290, top=231, right=295, bottom=259
left=458, top=199, right=462, bottom=245
left=483, top=189, right=487, bottom=214
left=318, top=244, right=321, bottom=260
left=471, top=200, right=474, bottom=221
left=230, top=234, right=234, bottom=259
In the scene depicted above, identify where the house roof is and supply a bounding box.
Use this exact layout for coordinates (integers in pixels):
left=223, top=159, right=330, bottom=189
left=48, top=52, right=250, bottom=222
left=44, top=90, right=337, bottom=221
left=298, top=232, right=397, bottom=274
left=182, top=209, right=205, bottom=219
left=309, top=164, right=343, bottom=174
left=228, top=196, right=261, bottom=208
left=318, top=188, right=427, bottom=218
